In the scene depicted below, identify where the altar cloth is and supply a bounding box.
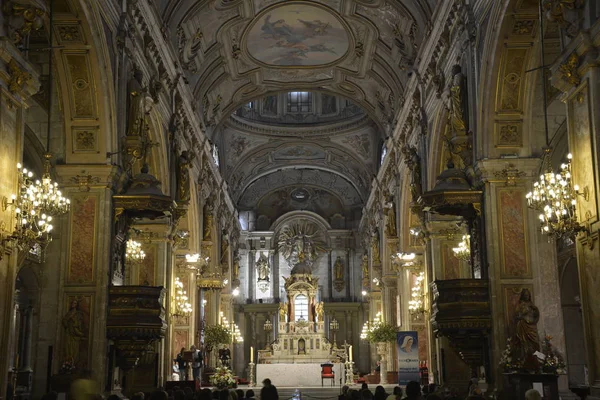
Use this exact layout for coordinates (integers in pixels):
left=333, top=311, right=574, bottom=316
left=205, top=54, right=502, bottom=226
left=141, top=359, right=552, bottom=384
left=256, top=363, right=345, bottom=387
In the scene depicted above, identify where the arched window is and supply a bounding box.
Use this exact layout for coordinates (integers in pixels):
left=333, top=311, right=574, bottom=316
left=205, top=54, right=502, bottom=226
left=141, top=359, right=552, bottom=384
left=294, top=294, right=309, bottom=321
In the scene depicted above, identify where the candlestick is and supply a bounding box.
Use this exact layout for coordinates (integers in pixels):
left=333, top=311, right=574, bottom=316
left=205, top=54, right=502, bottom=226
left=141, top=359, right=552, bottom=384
left=250, top=346, right=254, bottom=363
left=248, top=362, right=255, bottom=387
left=345, top=361, right=354, bottom=386
left=349, top=345, right=353, bottom=362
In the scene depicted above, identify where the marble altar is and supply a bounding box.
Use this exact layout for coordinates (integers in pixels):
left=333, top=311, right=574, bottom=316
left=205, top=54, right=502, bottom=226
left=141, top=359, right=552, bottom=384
left=256, top=363, right=344, bottom=387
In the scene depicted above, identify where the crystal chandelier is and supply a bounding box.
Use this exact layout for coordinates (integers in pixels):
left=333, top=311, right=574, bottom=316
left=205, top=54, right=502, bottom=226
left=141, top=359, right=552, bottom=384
left=408, top=271, right=425, bottom=314
left=125, top=239, right=146, bottom=262
left=172, top=276, right=193, bottom=317
left=526, top=153, right=586, bottom=239
left=2, top=164, right=59, bottom=250
left=452, top=235, right=470, bottom=261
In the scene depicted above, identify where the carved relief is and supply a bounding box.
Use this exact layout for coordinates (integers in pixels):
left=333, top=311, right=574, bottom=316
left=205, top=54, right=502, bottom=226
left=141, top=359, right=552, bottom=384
left=62, top=294, right=92, bottom=368
left=498, top=48, right=528, bottom=112
left=559, top=53, right=580, bottom=86
left=73, top=129, right=97, bottom=152
left=512, top=19, right=535, bottom=35
left=498, top=188, right=530, bottom=278
left=65, top=54, right=96, bottom=118
left=68, top=195, right=97, bottom=285
left=7, top=59, right=31, bottom=94
left=496, top=123, right=522, bottom=147
left=57, top=25, right=84, bottom=43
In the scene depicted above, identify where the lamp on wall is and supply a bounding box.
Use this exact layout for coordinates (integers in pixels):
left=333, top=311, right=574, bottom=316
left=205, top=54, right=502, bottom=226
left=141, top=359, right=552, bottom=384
left=125, top=239, right=146, bottom=263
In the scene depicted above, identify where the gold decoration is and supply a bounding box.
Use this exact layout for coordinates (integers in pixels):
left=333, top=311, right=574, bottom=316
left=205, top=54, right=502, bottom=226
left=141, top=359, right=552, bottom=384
left=494, top=163, right=526, bottom=186
left=203, top=199, right=214, bottom=241
left=69, top=174, right=101, bottom=192
left=498, top=124, right=522, bottom=147
left=58, top=25, right=82, bottom=42
left=559, top=53, right=580, bottom=86
left=74, top=130, right=97, bottom=151
left=3, top=1, right=45, bottom=44
left=7, top=59, right=31, bottom=94
left=277, top=221, right=327, bottom=267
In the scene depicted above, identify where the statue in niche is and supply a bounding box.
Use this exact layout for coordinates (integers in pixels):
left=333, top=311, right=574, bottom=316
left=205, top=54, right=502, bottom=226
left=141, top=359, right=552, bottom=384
left=220, top=232, right=229, bottom=271
left=126, top=66, right=152, bottom=138
left=385, top=201, right=397, bottom=237
left=361, top=253, right=369, bottom=279
left=232, top=252, right=240, bottom=279
left=203, top=199, right=214, bottom=241
left=512, top=288, right=540, bottom=363
left=176, top=150, right=194, bottom=203
left=256, top=252, right=270, bottom=282
left=62, top=299, right=85, bottom=364
left=315, top=301, right=324, bottom=322
left=371, top=230, right=380, bottom=263
left=279, top=302, right=288, bottom=322
left=402, top=145, right=422, bottom=203
left=447, top=64, right=467, bottom=136
left=334, top=256, right=344, bottom=280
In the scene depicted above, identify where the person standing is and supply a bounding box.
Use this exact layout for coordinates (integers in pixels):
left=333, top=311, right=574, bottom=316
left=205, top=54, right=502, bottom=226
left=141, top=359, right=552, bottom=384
left=191, top=345, right=203, bottom=385
left=176, top=348, right=186, bottom=380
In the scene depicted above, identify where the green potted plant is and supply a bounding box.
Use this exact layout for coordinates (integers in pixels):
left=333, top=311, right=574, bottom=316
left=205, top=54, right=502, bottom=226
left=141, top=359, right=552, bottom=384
left=365, top=322, right=398, bottom=344
left=204, top=324, right=231, bottom=369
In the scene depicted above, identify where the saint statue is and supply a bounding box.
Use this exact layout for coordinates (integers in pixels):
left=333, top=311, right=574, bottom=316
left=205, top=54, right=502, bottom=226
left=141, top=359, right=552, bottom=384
left=385, top=202, right=397, bottom=237
left=176, top=151, right=194, bottom=203
left=126, top=67, right=152, bottom=138
left=220, top=232, right=230, bottom=268
left=361, top=253, right=369, bottom=279
left=279, top=302, right=287, bottom=322
left=315, top=302, right=324, bottom=322
left=232, top=253, right=240, bottom=279
left=447, top=64, right=467, bottom=136
left=203, top=199, right=214, bottom=241
left=334, top=256, right=344, bottom=280
left=371, top=231, right=380, bottom=263
left=513, top=288, right=540, bottom=361
left=256, top=252, right=270, bottom=281
left=403, top=145, right=422, bottom=203
left=62, top=299, right=85, bottom=364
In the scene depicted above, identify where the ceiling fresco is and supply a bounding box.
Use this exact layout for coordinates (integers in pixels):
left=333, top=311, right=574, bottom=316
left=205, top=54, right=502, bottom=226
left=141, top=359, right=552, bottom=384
left=159, top=0, right=434, bottom=224
left=245, top=3, right=350, bottom=67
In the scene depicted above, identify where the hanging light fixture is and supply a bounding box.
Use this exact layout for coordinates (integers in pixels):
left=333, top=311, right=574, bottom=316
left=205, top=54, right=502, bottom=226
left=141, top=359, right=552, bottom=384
left=172, top=276, right=193, bottom=317
left=125, top=239, right=146, bottom=262
left=408, top=271, right=425, bottom=315
left=523, top=3, right=585, bottom=240
left=526, top=152, right=586, bottom=239
left=452, top=235, right=471, bottom=261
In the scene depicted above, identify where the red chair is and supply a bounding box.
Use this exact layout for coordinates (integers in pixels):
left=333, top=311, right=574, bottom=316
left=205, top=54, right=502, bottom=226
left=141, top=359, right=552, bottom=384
left=321, top=363, right=335, bottom=387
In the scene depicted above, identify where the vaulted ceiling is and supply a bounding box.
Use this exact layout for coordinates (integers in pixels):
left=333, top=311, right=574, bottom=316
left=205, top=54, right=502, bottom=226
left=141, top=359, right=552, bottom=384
left=156, top=0, right=435, bottom=227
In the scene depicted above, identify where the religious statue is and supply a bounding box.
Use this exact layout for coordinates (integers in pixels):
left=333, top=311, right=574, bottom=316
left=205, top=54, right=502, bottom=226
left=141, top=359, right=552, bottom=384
left=232, top=252, right=240, bottom=279
left=279, top=302, right=287, bottom=322
left=176, top=150, right=194, bottom=203
left=315, top=301, right=324, bottom=322
left=447, top=64, right=467, bottom=136
left=277, top=221, right=327, bottom=267
left=256, top=252, right=270, bottom=282
left=62, top=299, right=85, bottom=364
left=203, top=199, right=214, bottom=241
left=218, top=345, right=231, bottom=368
left=361, top=253, right=369, bottom=279
left=385, top=201, right=397, bottom=237
left=402, top=145, right=422, bottom=203
left=371, top=230, right=381, bottom=263
left=220, top=232, right=230, bottom=269
left=334, top=256, right=344, bottom=280
left=512, top=288, right=540, bottom=362
left=126, top=66, right=153, bottom=138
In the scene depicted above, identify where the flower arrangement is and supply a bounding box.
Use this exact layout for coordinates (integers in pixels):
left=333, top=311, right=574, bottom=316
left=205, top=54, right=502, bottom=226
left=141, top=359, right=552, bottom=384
left=365, top=322, right=398, bottom=343
left=498, top=338, right=521, bottom=372
left=210, top=366, right=236, bottom=389
left=541, top=335, right=567, bottom=375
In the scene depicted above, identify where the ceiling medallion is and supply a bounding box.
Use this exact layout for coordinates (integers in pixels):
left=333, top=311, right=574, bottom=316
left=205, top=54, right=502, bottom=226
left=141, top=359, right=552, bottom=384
left=243, top=2, right=351, bottom=67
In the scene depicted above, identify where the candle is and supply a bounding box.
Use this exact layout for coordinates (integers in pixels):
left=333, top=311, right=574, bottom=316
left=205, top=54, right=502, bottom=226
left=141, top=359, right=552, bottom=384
left=250, top=346, right=254, bottom=363
left=349, top=346, right=353, bottom=362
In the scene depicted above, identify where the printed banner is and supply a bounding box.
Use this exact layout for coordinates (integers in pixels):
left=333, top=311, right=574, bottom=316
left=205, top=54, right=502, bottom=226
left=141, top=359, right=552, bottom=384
left=397, top=331, right=420, bottom=385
